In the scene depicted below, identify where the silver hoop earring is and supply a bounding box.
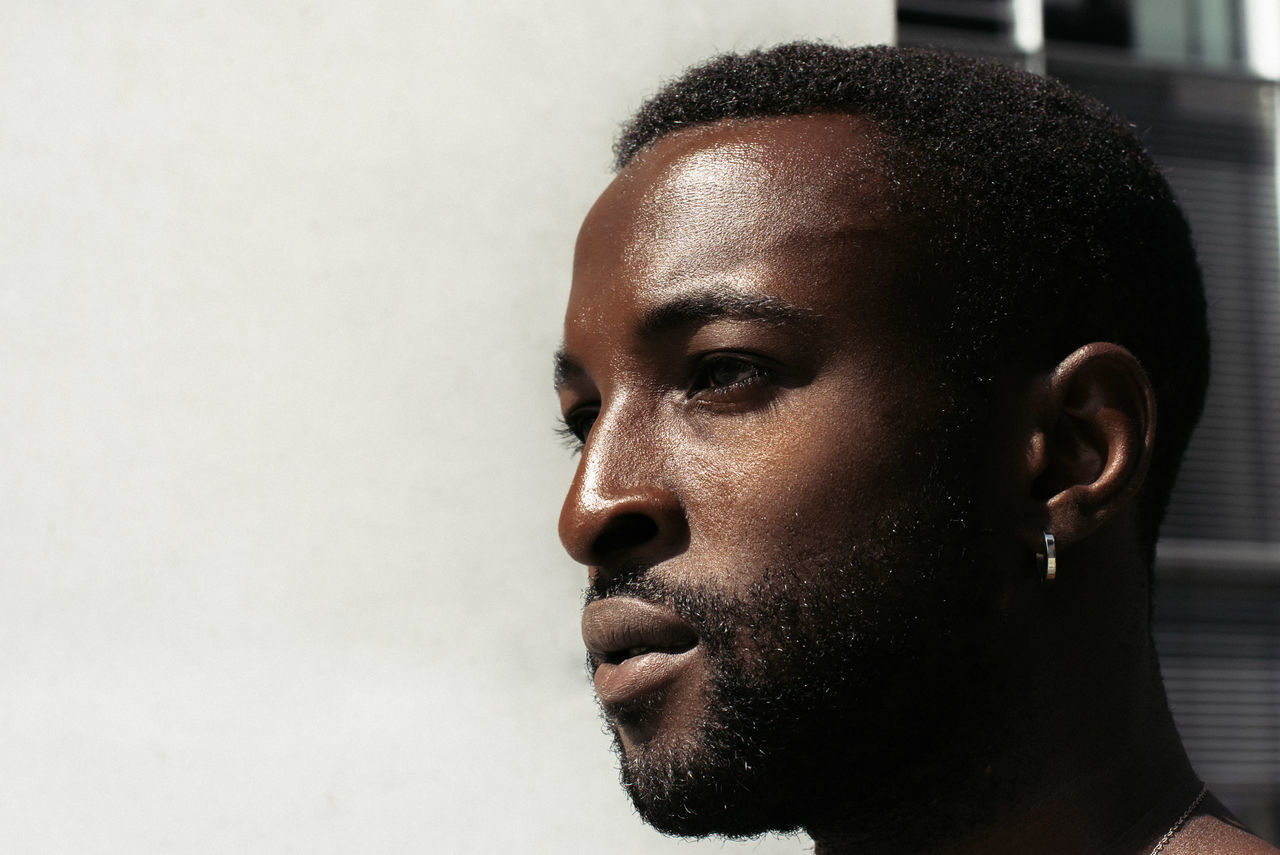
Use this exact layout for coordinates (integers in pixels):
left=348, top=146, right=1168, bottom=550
left=1036, top=532, right=1057, bottom=583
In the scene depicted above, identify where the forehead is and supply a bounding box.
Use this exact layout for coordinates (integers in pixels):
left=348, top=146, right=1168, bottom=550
left=567, top=114, right=905, bottom=347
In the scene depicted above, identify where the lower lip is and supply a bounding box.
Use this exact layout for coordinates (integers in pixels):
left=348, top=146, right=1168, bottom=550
left=593, top=647, right=699, bottom=706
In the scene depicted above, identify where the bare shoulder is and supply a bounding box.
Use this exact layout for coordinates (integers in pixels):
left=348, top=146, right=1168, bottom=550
left=1167, top=799, right=1280, bottom=855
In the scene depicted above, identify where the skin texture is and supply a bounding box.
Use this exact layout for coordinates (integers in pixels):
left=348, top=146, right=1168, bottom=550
left=555, top=115, right=1278, bottom=855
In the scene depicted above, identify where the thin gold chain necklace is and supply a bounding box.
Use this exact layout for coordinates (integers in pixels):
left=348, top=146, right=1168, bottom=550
left=1148, top=785, right=1208, bottom=855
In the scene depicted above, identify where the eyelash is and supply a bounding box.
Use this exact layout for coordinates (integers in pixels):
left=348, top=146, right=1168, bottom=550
left=556, top=355, right=774, bottom=452
left=555, top=413, right=596, bottom=452
left=688, top=354, right=770, bottom=399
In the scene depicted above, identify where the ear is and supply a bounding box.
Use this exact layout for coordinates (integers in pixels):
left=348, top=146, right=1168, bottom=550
left=1022, top=343, right=1157, bottom=550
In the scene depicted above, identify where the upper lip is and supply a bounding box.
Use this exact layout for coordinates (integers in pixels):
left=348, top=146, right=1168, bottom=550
left=582, top=597, right=699, bottom=664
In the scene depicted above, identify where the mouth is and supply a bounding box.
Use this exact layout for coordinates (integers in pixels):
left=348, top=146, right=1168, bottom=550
left=581, top=597, right=700, bottom=707
left=597, top=642, right=696, bottom=664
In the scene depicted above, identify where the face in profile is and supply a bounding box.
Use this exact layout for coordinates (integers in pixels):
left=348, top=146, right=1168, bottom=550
left=555, top=115, right=1002, bottom=837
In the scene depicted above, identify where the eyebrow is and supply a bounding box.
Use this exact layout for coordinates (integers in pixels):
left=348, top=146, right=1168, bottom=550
left=553, top=347, right=584, bottom=390
left=637, top=287, right=817, bottom=337
left=553, top=286, right=818, bottom=391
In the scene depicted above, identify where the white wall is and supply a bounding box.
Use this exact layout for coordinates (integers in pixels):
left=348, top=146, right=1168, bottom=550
left=0, top=3, right=893, bottom=852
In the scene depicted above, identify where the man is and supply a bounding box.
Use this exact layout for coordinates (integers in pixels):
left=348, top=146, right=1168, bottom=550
left=552, top=43, right=1277, bottom=854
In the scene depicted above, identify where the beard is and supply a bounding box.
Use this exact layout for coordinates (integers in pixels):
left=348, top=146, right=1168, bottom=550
left=586, top=426, right=1010, bottom=842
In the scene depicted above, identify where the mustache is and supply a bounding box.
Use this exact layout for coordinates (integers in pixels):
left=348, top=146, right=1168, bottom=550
left=584, top=563, right=657, bottom=603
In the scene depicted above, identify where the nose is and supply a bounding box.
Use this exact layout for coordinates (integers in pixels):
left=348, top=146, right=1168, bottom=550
left=557, top=412, right=688, bottom=579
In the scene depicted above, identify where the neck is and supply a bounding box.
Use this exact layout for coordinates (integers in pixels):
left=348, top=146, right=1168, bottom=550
left=810, top=547, right=1199, bottom=855
left=810, top=686, right=1197, bottom=855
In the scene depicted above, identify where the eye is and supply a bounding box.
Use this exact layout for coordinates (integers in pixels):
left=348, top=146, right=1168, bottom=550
left=689, top=355, right=770, bottom=398
left=555, top=407, right=599, bottom=451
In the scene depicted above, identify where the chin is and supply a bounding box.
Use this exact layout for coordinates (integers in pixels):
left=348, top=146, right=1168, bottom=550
left=613, top=721, right=806, bottom=839
left=605, top=659, right=837, bottom=839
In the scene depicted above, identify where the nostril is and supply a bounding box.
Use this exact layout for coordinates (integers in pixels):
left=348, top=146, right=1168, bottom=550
left=592, top=513, right=659, bottom=560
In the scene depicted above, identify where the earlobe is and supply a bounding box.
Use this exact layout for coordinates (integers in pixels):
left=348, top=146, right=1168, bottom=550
left=1027, top=343, right=1156, bottom=549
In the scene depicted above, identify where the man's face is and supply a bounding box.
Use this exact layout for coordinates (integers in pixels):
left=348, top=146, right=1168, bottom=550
left=556, top=116, right=999, bottom=836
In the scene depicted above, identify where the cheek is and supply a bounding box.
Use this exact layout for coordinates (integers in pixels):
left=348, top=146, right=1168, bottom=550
left=677, top=383, right=935, bottom=571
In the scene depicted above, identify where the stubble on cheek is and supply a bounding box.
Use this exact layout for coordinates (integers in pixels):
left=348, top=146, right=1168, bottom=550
left=608, top=479, right=991, bottom=823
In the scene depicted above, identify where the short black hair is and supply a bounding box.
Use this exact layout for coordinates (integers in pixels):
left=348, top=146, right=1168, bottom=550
left=615, top=42, right=1209, bottom=554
